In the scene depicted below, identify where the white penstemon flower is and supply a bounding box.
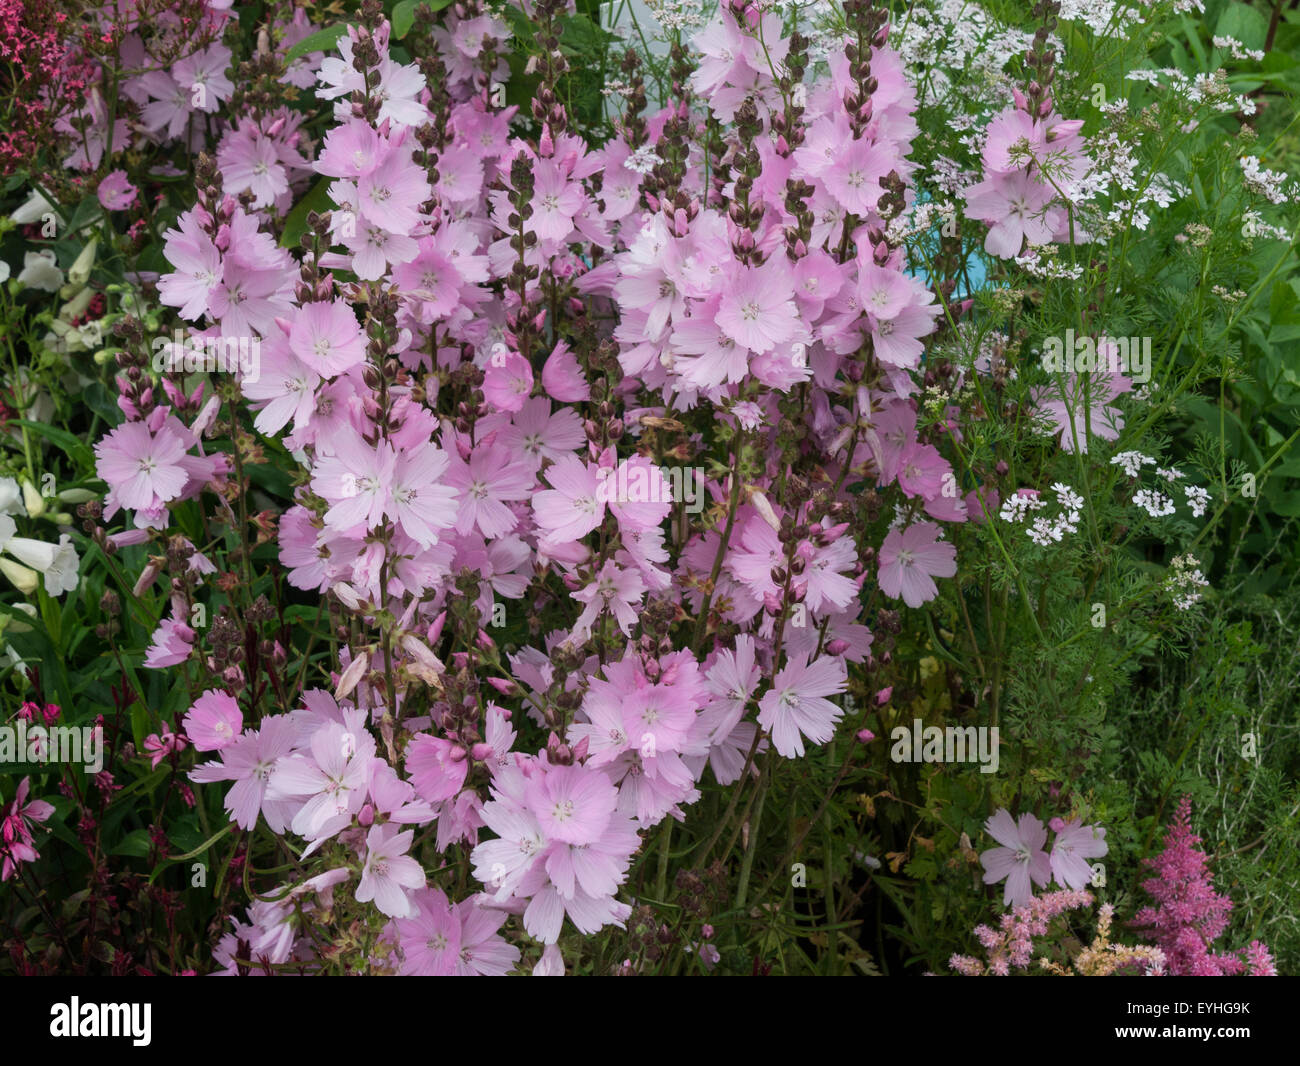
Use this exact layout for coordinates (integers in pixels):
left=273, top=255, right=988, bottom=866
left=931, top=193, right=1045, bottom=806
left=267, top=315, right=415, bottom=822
left=0, top=515, right=80, bottom=596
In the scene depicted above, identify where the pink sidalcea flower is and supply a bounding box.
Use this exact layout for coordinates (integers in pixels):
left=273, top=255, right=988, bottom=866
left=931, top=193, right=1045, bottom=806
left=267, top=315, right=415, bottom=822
left=715, top=259, right=801, bottom=355
left=356, top=823, right=426, bottom=919
left=980, top=809, right=1052, bottom=907
left=877, top=522, right=957, bottom=608
left=1049, top=818, right=1108, bottom=890
left=183, top=690, right=243, bottom=751
left=97, top=170, right=138, bottom=211
left=757, top=654, right=848, bottom=759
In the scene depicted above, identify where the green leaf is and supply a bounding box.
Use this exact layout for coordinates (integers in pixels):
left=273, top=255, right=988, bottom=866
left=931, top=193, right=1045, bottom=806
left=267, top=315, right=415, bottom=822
left=9, top=419, right=95, bottom=470
left=285, top=24, right=348, bottom=63
left=1215, top=2, right=1270, bottom=51
left=392, top=0, right=417, bottom=38
left=111, top=828, right=154, bottom=858
left=279, top=176, right=337, bottom=250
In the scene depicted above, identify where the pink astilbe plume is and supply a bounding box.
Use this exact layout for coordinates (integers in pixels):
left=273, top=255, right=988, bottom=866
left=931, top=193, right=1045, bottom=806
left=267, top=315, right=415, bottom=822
left=1131, top=797, right=1276, bottom=976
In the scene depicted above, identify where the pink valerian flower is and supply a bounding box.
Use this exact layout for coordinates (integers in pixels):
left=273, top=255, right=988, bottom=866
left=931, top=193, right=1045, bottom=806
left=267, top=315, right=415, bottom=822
left=979, top=809, right=1052, bottom=907
left=0, top=777, right=54, bottom=882
left=757, top=654, right=849, bottom=759
left=876, top=522, right=957, bottom=608
left=356, top=823, right=426, bottom=918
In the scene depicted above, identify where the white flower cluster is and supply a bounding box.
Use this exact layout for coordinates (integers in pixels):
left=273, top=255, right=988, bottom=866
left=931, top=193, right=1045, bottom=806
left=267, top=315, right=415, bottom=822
left=1125, top=67, right=1256, bottom=116
left=1057, top=0, right=1145, bottom=38
left=1242, top=210, right=1291, bottom=241
left=1013, top=248, right=1086, bottom=280
left=1000, top=490, right=1047, bottom=524
left=1110, top=450, right=1157, bottom=477
left=1185, top=485, right=1210, bottom=518
left=1001, top=483, right=1084, bottom=546
left=1165, top=553, right=1210, bottom=610
left=1133, top=488, right=1176, bottom=518
left=894, top=0, right=1041, bottom=107
left=1240, top=155, right=1296, bottom=205
left=1110, top=453, right=1212, bottom=521
left=1212, top=36, right=1265, bottom=62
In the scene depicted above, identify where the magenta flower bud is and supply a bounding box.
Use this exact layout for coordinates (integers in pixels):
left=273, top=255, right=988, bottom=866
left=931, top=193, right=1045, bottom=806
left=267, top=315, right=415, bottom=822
left=857, top=728, right=875, bottom=743
left=821, top=521, right=851, bottom=542
left=763, top=591, right=783, bottom=615
left=702, top=924, right=714, bottom=939
left=1049, top=817, right=1066, bottom=834
left=645, top=192, right=660, bottom=212
left=1012, top=87, right=1028, bottom=112
left=876, top=686, right=892, bottom=705
left=451, top=652, right=469, bottom=670
left=357, top=803, right=374, bottom=827
left=471, top=743, right=493, bottom=761
left=825, top=639, right=850, bottom=656
left=428, top=612, right=447, bottom=645
left=486, top=676, right=516, bottom=696
left=448, top=745, right=468, bottom=763
left=477, top=628, right=495, bottom=650
left=775, top=135, right=789, bottom=155
left=1039, top=98, right=1053, bottom=117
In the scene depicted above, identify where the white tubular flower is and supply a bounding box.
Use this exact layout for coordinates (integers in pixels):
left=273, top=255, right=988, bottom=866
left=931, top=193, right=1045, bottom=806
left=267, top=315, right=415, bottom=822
left=0, top=478, right=25, bottom=517
left=0, top=557, right=39, bottom=596
left=3, top=535, right=80, bottom=595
